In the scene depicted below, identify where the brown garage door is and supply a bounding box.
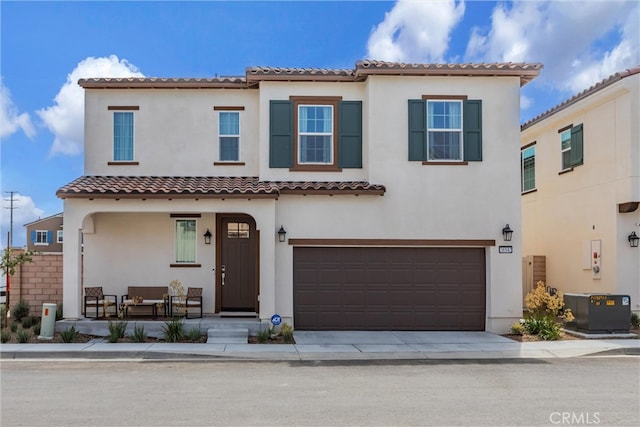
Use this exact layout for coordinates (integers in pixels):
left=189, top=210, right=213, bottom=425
left=293, top=247, right=486, bottom=331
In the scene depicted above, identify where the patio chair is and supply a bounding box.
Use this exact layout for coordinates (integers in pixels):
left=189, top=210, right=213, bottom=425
left=170, top=287, right=203, bottom=319
left=83, top=286, right=117, bottom=318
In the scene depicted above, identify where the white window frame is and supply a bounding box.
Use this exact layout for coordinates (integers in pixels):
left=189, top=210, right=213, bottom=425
left=426, top=99, right=464, bottom=161
left=297, top=104, right=334, bottom=165
left=35, top=230, right=49, bottom=246
left=174, top=219, right=197, bottom=264
left=218, top=111, right=240, bottom=162
left=521, top=145, right=536, bottom=193
left=57, top=230, right=64, bottom=243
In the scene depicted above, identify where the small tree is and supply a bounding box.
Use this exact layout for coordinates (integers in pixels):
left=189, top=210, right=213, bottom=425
left=1, top=247, right=36, bottom=328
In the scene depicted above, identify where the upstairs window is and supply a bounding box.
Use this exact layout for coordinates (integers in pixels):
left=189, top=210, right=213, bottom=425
left=175, top=219, right=196, bottom=263
left=298, top=105, right=333, bottom=164
left=57, top=230, right=64, bottom=243
left=112, top=111, right=135, bottom=161
left=32, top=230, right=51, bottom=245
left=408, top=97, right=482, bottom=163
left=521, top=144, right=536, bottom=193
left=427, top=100, right=462, bottom=161
left=559, top=123, right=583, bottom=171
left=219, top=111, right=240, bottom=162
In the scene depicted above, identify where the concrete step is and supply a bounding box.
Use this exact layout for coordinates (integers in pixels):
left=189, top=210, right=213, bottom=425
left=207, top=327, right=249, bottom=344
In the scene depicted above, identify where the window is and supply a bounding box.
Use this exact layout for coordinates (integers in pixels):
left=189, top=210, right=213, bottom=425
left=298, top=105, right=333, bottom=164
left=521, top=145, right=536, bottom=192
left=559, top=124, right=583, bottom=171
left=269, top=98, right=362, bottom=169
left=33, top=230, right=50, bottom=245
left=175, top=220, right=196, bottom=263
left=57, top=230, right=63, bottom=243
left=427, top=100, right=462, bottom=160
left=227, top=222, right=250, bottom=238
left=408, top=98, right=482, bottom=162
left=113, top=111, right=134, bottom=161
left=219, top=111, right=240, bottom=161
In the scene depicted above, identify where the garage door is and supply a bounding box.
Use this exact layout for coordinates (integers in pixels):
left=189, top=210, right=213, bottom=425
left=293, top=247, right=486, bottom=330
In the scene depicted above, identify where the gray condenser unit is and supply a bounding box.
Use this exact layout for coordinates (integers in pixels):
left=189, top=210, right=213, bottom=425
left=564, top=293, right=631, bottom=334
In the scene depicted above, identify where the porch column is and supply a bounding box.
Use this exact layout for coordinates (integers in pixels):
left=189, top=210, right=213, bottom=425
left=61, top=203, right=84, bottom=319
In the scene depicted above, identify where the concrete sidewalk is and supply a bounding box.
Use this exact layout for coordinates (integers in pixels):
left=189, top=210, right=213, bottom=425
left=1, top=331, right=638, bottom=361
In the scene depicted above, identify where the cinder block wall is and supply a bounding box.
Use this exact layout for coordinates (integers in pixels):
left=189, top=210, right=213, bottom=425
left=10, top=251, right=63, bottom=317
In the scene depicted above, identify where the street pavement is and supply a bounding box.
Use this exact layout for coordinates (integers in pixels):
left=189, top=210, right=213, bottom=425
left=1, top=331, right=638, bottom=361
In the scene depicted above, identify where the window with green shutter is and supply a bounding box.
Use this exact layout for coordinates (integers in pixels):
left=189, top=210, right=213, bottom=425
left=408, top=97, right=483, bottom=162
left=521, top=144, right=536, bottom=193
left=559, top=123, right=584, bottom=171
left=269, top=97, right=362, bottom=170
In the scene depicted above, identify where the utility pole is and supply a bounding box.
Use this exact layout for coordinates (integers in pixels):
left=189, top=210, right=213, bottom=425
left=4, top=191, right=17, bottom=248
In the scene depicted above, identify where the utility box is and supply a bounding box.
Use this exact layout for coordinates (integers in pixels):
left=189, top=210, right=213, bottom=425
left=38, top=303, right=57, bottom=340
left=564, top=294, right=631, bottom=334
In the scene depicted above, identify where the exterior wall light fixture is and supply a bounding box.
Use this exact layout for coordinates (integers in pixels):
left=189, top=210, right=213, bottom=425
left=629, top=231, right=639, bottom=248
left=278, top=226, right=287, bottom=243
left=502, top=224, right=513, bottom=242
left=203, top=228, right=212, bottom=245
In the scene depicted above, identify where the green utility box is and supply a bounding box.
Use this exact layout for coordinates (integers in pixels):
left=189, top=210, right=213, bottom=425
left=564, top=293, right=631, bottom=334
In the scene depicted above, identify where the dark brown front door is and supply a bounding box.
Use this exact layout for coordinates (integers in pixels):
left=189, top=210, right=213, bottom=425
left=217, top=215, right=258, bottom=312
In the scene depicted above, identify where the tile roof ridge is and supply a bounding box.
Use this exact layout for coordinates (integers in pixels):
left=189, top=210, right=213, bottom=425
left=522, top=65, right=640, bottom=130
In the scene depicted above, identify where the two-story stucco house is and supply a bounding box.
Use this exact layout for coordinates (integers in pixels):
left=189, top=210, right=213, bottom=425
left=57, top=60, right=541, bottom=333
left=520, top=67, right=640, bottom=313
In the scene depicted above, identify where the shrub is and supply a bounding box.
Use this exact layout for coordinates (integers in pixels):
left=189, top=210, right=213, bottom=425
left=1, top=329, right=11, bottom=343
left=12, top=300, right=30, bottom=322
left=256, top=328, right=270, bottom=343
left=129, top=325, right=147, bottom=343
left=16, top=328, right=32, bottom=343
left=107, top=320, right=128, bottom=343
left=631, top=312, right=640, bottom=328
left=60, top=327, right=78, bottom=343
left=510, top=322, right=524, bottom=335
left=162, top=318, right=184, bottom=343
left=21, top=316, right=36, bottom=329
left=187, top=327, right=202, bottom=342
left=280, top=323, right=294, bottom=343
left=525, top=281, right=574, bottom=322
left=33, top=323, right=41, bottom=336
left=10, top=322, right=18, bottom=333
left=55, top=304, right=63, bottom=321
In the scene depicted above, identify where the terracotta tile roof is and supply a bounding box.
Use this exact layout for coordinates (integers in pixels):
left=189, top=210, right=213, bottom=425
left=521, top=66, right=640, bottom=130
left=56, top=176, right=385, bottom=199
left=78, top=60, right=542, bottom=88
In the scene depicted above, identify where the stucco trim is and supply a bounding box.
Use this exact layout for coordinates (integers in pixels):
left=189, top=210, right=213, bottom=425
left=288, top=239, right=496, bottom=247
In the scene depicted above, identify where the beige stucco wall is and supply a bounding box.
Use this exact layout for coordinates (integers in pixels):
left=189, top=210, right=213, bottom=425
left=521, top=73, right=640, bottom=311
left=65, top=74, right=528, bottom=333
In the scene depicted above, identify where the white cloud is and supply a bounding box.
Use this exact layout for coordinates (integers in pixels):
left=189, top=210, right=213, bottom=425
left=0, top=78, right=35, bottom=140
left=465, top=1, right=639, bottom=94
left=0, top=193, right=45, bottom=247
left=520, top=94, right=532, bottom=111
left=37, top=55, right=144, bottom=156
left=367, top=0, right=466, bottom=63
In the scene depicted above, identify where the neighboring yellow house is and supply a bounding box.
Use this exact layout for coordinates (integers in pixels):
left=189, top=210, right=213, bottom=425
left=520, top=67, right=640, bottom=314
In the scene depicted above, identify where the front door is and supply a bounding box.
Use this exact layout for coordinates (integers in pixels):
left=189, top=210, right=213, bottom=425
left=217, top=214, right=258, bottom=312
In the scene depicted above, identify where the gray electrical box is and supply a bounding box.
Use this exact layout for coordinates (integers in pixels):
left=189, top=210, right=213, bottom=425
left=564, top=293, right=631, bottom=334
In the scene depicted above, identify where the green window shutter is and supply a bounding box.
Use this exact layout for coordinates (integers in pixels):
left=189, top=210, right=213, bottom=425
left=408, top=100, right=426, bottom=161
left=463, top=99, right=482, bottom=161
left=570, top=124, right=584, bottom=167
left=338, top=101, right=362, bottom=168
left=269, top=100, right=293, bottom=168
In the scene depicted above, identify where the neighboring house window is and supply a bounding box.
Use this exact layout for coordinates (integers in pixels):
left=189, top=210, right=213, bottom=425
left=269, top=98, right=362, bottom=170
left=175, top=220, right=196, bottom=263
left=408, top=98, right=483, bottom=162
left=521, top=145, right=536, bottom=193
left=57, top=230, right=63, bottom=243
left=559, top=124, right=584, bottom=171
left=32, top=230, right=51, bottom=245
left=219, top=111, right=240, bottom=161
left=113, top=111, right=134, bottom=161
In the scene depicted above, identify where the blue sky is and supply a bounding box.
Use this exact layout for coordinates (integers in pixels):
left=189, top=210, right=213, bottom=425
left=1, top=0, right=638, bottom=247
